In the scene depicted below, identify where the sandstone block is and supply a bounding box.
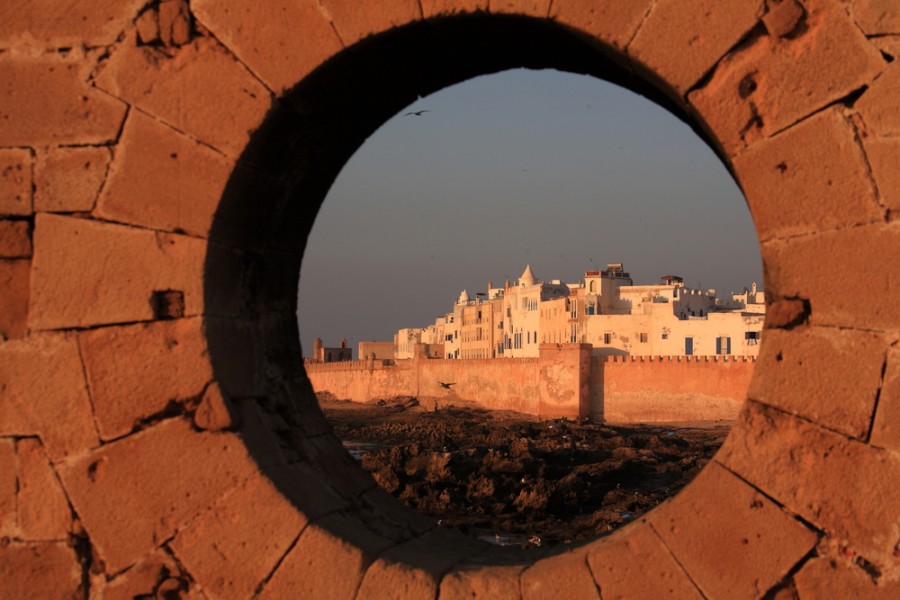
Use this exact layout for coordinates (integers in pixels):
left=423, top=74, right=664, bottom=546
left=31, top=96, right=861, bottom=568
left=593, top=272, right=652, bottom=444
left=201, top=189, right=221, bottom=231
left=35, top=146, right=111, bottom=213
left=870, top=347, right=900, bottom=451
left=192, top=0, right=343, bottom=94
left=648, top=461, right=817, bottom=599
left=0, top=542, right=82, bottom=600
left=488, top=0, right=550, bottom=17
left=521, top=548, right=600, bottom=600
left=30, top=214, right=205, bottom=330
left=0, top=0, right=145, bottom=47
left=733, top=108, right=882, bottom=242
left=93, top=111, right=231, bottom=237
left=78, top=318, right=213, bottom=440
left=0, top=334, right=97, bottom=461
left=794, top=556, right=900, bottom=598
left=0, top=259, right=29, bottom=340
left=628, top=0, right=764, bottom=96
left=762, top=223, right=900, bottom=330
left=551, top=0, right=654, bottom=51
left=193, top=382, right=237, bottom=431
left=719, top=401, right=900, bottom=570
left=0, top=54, right=126, bottom=147
left=171, top=472, right=309, bottom=599
left=586, top=523, right=703, bottom=599
left=844, top=0, right=900, bottom=35
left=439, top=563, right=523, bottom=600
left=0, top=220, right=31, bottom=258
left=863, top=137, right=900, bottom=212
left=135, top=5, right=160, bottom=45
left=17, top=438, right=71, bottom=541
left=94, top=35, right=271, bottom=158
left=356, top=529, right=482, bottom=600
left=0, top=439, right=15, bottom=536
left=57, top=418, right=260, bottom=574
left=856, top=60, right=900, bottom=132
left=762, top=0, right=806, bottom=38
left=259, top=512, right=394, bottom=600
left=320, top=0, right=421, bottom=45
left=748, top=327, right=885, bottom=439
left=690, top=0, right=885, bottom=154
left=421, top=0, right=487, bottom=17
left=0, top=149, right=32, bottom=216
left=100, top=548, right=181, bottom=600
left=158, top=0, right=192, bottom=47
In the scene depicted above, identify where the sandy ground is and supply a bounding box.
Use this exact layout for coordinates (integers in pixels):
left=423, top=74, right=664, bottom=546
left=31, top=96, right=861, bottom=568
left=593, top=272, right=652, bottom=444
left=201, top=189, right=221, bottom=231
left=321, top=394, right=731, bottom=549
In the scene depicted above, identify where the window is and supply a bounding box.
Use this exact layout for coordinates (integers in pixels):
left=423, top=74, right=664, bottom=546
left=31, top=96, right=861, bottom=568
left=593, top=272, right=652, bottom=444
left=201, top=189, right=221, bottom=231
left=639, top=332, right=648, bottom=343
left=603, top=333, right=612, bottom=344
left=587, top=306, right=595, bottom=315
left=661, top=332, right=669, bottom=340
left=715, top=336, right=731, bottom=355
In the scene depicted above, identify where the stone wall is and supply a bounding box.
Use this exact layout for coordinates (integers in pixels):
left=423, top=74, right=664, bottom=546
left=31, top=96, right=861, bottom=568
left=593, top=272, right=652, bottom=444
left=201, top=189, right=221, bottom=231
left=3, top=1, right=900, bottom=598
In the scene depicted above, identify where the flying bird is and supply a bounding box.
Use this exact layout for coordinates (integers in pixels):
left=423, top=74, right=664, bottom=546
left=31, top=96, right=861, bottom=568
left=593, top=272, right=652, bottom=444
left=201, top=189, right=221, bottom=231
left=438, top=381, right=455, bottom=390
left=404, top=110, right=430, bottom=116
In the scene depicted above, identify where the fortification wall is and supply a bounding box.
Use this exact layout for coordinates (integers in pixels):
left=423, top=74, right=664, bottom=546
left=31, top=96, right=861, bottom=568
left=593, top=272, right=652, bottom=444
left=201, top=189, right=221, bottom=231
left=592, top=356, right=757, bottom=422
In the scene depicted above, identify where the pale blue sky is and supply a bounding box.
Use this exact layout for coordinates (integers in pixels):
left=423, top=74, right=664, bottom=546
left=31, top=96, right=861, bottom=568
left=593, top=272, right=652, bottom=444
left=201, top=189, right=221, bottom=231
left=298, top=68, right=763, bottom=355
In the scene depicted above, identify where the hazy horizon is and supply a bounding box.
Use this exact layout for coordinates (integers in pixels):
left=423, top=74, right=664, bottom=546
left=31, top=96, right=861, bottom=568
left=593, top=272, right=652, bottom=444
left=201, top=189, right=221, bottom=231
left=298, top=68, right=763, bottom=356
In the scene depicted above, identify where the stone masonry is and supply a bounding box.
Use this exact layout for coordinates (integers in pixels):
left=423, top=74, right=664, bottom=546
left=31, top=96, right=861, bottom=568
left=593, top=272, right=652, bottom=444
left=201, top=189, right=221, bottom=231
left=2, top=0, right=900, bottom=598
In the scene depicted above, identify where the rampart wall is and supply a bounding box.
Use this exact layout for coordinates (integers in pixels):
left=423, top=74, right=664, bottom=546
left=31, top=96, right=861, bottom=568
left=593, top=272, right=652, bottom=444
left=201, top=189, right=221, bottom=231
left=307, top=351, right=755, bottom=423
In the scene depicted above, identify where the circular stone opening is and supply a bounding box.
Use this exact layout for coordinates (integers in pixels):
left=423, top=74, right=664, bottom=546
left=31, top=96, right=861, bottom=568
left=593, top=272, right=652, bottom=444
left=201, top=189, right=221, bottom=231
left=299, top=66, right=763, bottom=548
left=204, top=10, right=772, bottom=594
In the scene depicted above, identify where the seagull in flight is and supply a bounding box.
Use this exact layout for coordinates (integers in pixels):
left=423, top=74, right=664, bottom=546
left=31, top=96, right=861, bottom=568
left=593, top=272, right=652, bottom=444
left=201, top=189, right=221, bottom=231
left=438, top=381, right=455, bottom=390
left=404, top=109, right=430, bottom=116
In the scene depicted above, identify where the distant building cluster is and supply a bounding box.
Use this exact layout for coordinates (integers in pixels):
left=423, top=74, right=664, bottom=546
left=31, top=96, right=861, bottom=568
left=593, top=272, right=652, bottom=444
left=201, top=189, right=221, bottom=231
left=389, top=263, right=765, bottom=360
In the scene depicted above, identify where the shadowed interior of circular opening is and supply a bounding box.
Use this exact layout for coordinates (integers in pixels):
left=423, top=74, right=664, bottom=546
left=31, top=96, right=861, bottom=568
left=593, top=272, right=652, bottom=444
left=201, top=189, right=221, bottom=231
left=205, top=12, right=766, bottom=563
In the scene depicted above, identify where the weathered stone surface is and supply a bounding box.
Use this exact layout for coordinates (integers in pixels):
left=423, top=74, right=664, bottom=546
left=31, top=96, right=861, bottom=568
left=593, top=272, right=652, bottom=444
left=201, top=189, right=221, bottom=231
left=79, top=318, right=212, bottom=440
left=734, top=108, right=882, bottom=242
left=762, top=223, right=900, bottom=330
left=135, top=5, right=160, bottom=45
left=93, top=111, right=231, bottom=237
left=94, top=35, right=271, bottom=158
left=17, top=438, right=71, bottom=541
left=690, top=0, right=885, bottom=154
left=762, top=0, right=806, bottom=38
left=0, top=149, right=32, bottom=216
left=0, top=54, right=127, bottom=147
left=440, top=563, right=524, bottom=600
left=794, top=555, right=900, bottom=598
left=0, top=439, right=15, bottom=536
left=171, top=472, right=309, bottom=599
left=587, top=523, right=703, bottom=599
left=857, top=63, right=900, bottom=136
left=521, top=548, right=600, bottom=600
left=488, top=0, right=550, bottom=16
left=551, top=0, right=654, bottom=51
left=30, top=214, right=205, bottom=330
left=843, top=0, right=900, bottom=35
left=421, top=0, right=487, bottom=17
left=0, top=0, right=145, bottom=47
left=0, top=334, right=97, bottom=461
left=35, top=146, right=111, bottom=213
left=0, top=221, right=31, bottom=258
left=719, top=401, right=900, bottom=570
left=58, top=418, right=260, bottom=574
left=192, top=0, right=343, bottom=94
left=871, top=347, right=900, bottom=451
left=628, top=0, right=764, bottom=96
left=101, top=548, right=181, bottom=600
left=649, top=461, right=817, bottom=599
left=749, top=327, right=885, bottom=439
left=0, top=259, right=29, bottom=340
left=356, top=529, right=481, bottom=600
left=260, top=512, right=394, bottom=600
left=320, top=0, right=421, bottom=45
left=765, top=298, right=808, bottom=329
left=864, top=137, right=900, bottom=213
left=0, top=542, right=82, bottom=600
left=193, top=382, right=237, bottom=431
left=158, top=0, right=192, bottom=47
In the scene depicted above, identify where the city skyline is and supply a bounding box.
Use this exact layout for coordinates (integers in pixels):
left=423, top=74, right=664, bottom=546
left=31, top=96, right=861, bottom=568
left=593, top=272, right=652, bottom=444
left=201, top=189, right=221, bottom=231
left=298, top=68, right=764, bottom=356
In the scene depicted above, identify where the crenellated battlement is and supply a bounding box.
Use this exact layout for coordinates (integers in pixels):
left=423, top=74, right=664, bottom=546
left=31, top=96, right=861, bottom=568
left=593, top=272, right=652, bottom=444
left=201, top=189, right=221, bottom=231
left=601, top=355, right=758, bottom=364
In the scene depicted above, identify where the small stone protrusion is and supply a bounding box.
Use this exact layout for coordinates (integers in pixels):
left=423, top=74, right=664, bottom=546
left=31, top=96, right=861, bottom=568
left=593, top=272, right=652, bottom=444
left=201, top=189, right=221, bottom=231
left=151, top=290, right=185, bottom=320
left=766, top=298, right=811, bottom=329
left=193, top=383, right=238, bottom=432
left=763, top=0, right=806, bottom=39
left=159, top=0, right=192, bottom=47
